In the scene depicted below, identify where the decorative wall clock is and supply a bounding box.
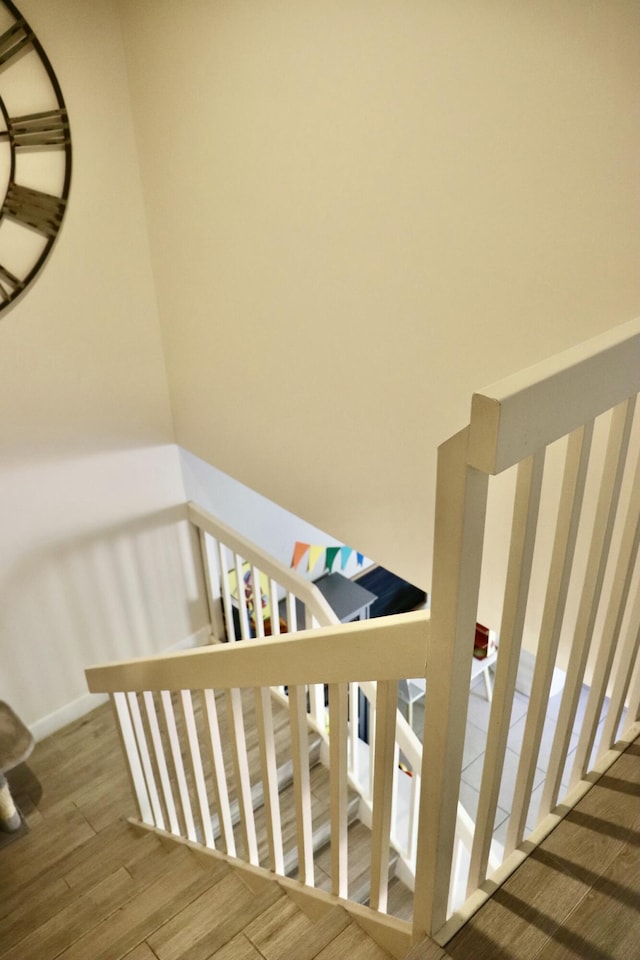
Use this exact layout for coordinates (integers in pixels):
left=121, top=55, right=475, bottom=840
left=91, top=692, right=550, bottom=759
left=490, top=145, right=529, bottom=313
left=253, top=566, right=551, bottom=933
left=0, top=0, right=71, bottom=314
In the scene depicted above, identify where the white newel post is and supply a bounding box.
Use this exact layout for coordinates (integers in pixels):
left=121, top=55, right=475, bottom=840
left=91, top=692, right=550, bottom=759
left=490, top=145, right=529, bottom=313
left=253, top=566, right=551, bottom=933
left=412, top=427, right=489, bottom=939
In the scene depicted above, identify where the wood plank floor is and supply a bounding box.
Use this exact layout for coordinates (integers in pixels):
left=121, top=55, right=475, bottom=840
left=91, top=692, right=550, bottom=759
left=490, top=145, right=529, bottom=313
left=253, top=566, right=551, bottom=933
left=0, top=701, right=399, bottom=960
left=445, top=737, right=640, bottom=960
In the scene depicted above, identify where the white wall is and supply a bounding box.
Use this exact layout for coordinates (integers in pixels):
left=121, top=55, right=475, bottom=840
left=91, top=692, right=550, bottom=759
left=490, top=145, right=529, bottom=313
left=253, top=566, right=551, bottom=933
left=119, top=0, right=640, bottom=590
left=180, top=448, right=373, bottom=581
left=0, top=0, right=208, bottom=736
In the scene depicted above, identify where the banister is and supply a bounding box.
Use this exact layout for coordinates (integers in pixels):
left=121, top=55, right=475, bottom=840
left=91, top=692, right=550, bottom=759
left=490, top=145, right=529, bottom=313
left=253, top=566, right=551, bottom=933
left=86, top=610, right=430, bottom=694
left=360, top=678, right=422, bottom=772
left=468, top=316, right=640, bottom=475
left=187, top=501, right=340, bottom=627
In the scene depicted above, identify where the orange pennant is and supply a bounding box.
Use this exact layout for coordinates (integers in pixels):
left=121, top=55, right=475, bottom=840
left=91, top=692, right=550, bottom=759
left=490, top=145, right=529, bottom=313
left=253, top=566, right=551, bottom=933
left=291, top=541, right=310, bottom=569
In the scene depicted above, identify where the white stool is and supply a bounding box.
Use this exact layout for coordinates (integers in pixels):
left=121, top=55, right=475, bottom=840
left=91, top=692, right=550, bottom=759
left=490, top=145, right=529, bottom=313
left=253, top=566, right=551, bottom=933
left=398, top=646, right=498, bottom=729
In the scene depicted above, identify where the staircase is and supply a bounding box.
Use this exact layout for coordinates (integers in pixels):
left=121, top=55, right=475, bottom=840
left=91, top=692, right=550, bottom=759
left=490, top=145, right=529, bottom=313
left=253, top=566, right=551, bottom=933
left=177, top=687, right=414, bottom=918
left=85, top=318, right=640, bottom=955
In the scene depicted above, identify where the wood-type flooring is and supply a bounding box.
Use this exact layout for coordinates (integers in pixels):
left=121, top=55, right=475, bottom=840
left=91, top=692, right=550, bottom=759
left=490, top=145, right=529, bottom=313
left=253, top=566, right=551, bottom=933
left=0, top=700, right=398, bottom=960
left=444, top=736, right=640, bottom=960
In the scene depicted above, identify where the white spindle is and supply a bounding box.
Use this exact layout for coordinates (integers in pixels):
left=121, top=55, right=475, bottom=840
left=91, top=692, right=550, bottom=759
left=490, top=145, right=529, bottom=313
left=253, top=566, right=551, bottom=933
left=308, top=614, right=326, bottom=728
left=286, top=591, right=298, bottom=632
left=599, top=575, right=640, bottom=751
left=143, top=690, right=179, bottom=835
left=235, top=553, right=251, bottom=642
left=329, top=681, right=349, bottom=898
left=408, top=771, right=420, bottom=862
left=506, top=424, right=592, bottom=855
left=368, top=693, right=376, bottom=803
left=627, top=648, right=640, bottom=723
left=126, top=691, right=164, bottom=830
left=389, top=742, right=400, bottom=850
left=198, top=529, right=225, bottom=641
left=254, top=686, right=284, bottom=874
left=226, top=687, right=259, bottom=863
left=571, top=443, right=640, bottom=784
left=251, top=564, right=265, bottom=638
left=180, top=690, right=214, bottom=848
left=468, top=452, right=545, bottom=892
left=289, top=682, right=314, bottom=886
left=112, top=692, right=153, bottom=824
left=348, top=682, right=360, bottom=779
left=202, top=689, right=235, bottom=856
left=269, top=577, right=281, bottom=635
left=160, top=689, right=197, bottom=841
left=217, top=540, right=236, bottom=642
left=541, top=399, right=636, bottom=814
left=369, top=679, right=397, bottom=912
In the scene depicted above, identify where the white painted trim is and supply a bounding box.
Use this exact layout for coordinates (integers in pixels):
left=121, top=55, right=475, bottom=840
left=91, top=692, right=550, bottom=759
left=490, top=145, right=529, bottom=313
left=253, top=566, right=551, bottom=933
left=128, top=817, right=412, bottom=959
left=86, top=612, right=430, bottom=693
left=30, top=691, right=111, bottom=743
left=468, top=317, right=640, bottom=474
left=30, top=624, right=213, bottom=742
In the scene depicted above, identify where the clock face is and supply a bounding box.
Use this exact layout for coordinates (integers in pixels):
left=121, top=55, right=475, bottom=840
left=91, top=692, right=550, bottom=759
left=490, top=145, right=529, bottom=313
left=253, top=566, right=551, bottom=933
left=0, top=0, right=71, bottom=314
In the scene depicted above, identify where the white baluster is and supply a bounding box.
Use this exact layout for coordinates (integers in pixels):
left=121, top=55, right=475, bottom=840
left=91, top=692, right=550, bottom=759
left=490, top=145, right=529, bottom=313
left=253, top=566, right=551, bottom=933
left=143, top=690, right=179, bottom=835
left=289, top=682, right=314, bottom=886
left=542, top=398, right=635, bottom=814
left=126, top=691, right=164, bottom=830
left=369, top=679, right=397, bottom=912
left=506, top=423, right=592, bottom=855
left=329, top=681, right=348, bottom=898
left=160, top=690, right=197, bottom=841
left=180, top=690, right=214, bottom=848
left=226, top=687, right=258, bottom=863
left=202, top=689, right=235, bottom=856
left=112, top=692, right=152, bottom=825
left=254, top=686, right=284, bottom=874
left=468, top=451, right=544, bottom=893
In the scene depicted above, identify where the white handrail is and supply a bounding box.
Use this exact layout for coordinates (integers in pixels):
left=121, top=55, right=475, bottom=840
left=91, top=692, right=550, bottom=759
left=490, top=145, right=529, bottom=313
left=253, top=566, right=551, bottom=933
left=86, top=612, right=430, bottom=693
left=468, top=317, right=640, bottom=474
left=188, top=501, right=339, bottom=628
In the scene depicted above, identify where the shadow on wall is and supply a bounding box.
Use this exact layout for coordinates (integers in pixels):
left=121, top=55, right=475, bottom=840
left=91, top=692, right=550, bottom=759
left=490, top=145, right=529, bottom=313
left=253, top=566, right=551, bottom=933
left=0, top=505, right=208, bottom=730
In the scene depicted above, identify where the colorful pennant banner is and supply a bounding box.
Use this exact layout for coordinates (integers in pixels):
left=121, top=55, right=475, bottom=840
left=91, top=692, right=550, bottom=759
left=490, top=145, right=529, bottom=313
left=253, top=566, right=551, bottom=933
left=290, top=541, right=365, bottom=574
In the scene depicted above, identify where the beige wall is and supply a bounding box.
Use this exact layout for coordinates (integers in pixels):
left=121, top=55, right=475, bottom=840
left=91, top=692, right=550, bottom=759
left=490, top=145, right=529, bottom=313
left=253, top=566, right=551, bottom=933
left=119, top=0, right=640, bottom=589
left=0, top=0, right=208, bottom=734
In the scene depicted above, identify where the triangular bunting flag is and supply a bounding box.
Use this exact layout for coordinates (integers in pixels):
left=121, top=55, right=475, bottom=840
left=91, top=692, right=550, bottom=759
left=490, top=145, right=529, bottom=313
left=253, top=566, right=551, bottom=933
left=340, top=546, right=353, bottom=570
left=308, top=545, right=324, bottom=572
left=291, top=541, right=310, bottom=569
left=325, top=546, right=340, bottom=573
left=356, top=552, right=364, bottom=566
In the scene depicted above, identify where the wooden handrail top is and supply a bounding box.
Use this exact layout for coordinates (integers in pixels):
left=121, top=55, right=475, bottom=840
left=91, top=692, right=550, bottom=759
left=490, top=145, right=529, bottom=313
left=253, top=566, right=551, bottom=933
left=468, top=316, right=640, bottom=474
left=187, top=501, right=339, bottom=626
left=86, top=610, right=430, bottom=694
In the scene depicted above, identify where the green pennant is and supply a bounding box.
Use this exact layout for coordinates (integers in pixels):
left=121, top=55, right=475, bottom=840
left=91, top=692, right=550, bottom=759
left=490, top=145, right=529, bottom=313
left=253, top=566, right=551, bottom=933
left=325, top=546, right=340, bottom=573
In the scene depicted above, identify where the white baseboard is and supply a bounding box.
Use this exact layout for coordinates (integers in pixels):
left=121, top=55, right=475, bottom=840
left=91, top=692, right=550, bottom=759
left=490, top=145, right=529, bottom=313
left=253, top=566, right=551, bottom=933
left=167, top=624, right=214, bottom=651
left=30, top=623, right=214, bottom=742
left=30, top=691, right=111, bottom=743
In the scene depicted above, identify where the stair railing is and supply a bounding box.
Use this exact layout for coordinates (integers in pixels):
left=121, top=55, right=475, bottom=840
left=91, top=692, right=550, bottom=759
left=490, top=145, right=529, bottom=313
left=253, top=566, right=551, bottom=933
left=412, top=317, right=640, bottom=945
left=187, top=499, right=430, bottom=874
left=86, top=317, right=640, bottom=953
left=188, top=501, right=338, bottom=729
left=86, top=613, right=429, bottom=955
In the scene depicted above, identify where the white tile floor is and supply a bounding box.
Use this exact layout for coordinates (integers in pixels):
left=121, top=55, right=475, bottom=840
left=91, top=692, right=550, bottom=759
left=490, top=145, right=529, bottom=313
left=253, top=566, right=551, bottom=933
left=407, top=671, right=615, bottom=852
